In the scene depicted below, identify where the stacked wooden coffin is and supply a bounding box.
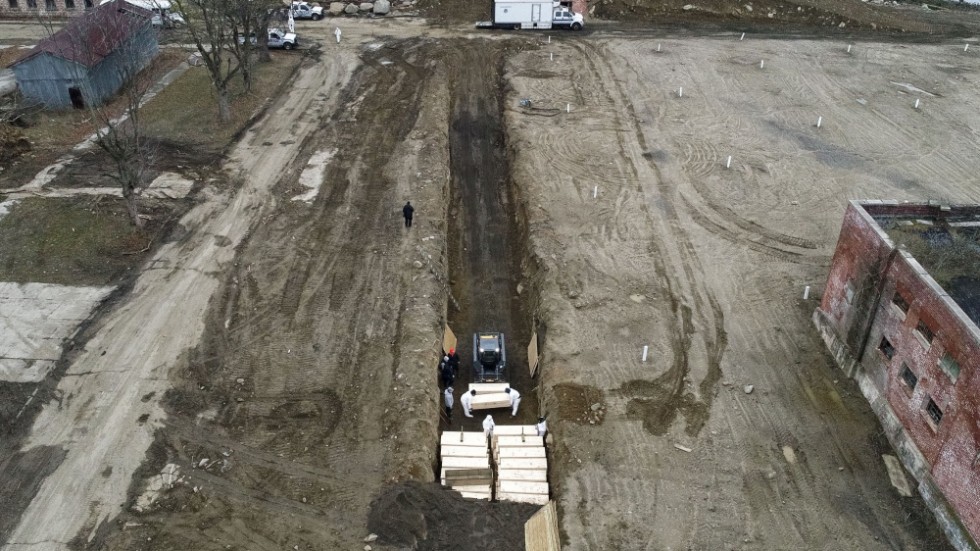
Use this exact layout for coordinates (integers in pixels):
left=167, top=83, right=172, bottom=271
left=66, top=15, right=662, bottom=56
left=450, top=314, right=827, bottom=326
left=439, top=430, right=492, bottom=500
left=492, top=425, right=549, bottom=505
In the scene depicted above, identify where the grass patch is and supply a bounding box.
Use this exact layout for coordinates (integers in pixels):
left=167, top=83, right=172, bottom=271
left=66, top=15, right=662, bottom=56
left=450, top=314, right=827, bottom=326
left=141, top=52, right=303, bottom=149
left=0, top=197, right=176, bottom=286
left=0, top=49, right=187, bottom=188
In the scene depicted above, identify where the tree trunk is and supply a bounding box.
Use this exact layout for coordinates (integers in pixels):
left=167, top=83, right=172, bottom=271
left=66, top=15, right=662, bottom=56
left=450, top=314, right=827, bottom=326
left=123, top=186, right=145, bottom=229
left=217, top=86, right=232, bottom=122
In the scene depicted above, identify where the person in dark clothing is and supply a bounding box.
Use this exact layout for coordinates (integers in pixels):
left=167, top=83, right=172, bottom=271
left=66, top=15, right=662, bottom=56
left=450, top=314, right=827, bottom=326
left=440, top=358, right=455, bottom=388
left=403, top=201, right=414, bottom=228
left=447, top=348, right=460, bottom=375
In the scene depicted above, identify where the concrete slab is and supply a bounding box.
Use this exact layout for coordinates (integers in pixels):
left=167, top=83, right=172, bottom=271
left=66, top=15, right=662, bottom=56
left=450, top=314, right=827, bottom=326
left=0, top=282, right=114, bottom=382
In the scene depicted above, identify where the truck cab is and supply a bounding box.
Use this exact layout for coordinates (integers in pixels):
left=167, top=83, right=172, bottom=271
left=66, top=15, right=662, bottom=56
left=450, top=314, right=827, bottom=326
left=268, top=28, right=298, bottom=49
left=552, top=6, right=583, bottom=30
left=291, top=1, right=324, bottom=20
left=473, top=332, right=507, bottom=382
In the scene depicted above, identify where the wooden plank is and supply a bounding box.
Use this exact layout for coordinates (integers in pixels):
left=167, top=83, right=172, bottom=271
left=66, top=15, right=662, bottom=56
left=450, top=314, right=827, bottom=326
left=469, top=382, right=511, bottom=394
left=496, top=447, right=547, bottom=459
left=441, top=446, right=489, bottom=458
left=471, top=393, right=511, bottom=410
left=528, top=332, right=540, bottom=378
left=494, top=435, right=544, bottom=448
left=443, top=326, right=457, bottom=355
left=458, top=491, right=491, bottom=500
left=446, top=483, right=492, bottom=493
left=442, top=468, right=493, bottom=486
left=441, top=456, right=490, bottom=469
left=525, top=501, right=561, bottom=551
left=443, top=468, right=493, bottom=480
left=495, top=457, right=548, bottom=470
left=498, top=480, right=550, bottom=495
left=493, top=425, right=538, bottom=436
left=500, top=492, right=550, bottom=505
left=497, top=468, right=548, bottom=482
left=440, top=431, right=488, bottom=447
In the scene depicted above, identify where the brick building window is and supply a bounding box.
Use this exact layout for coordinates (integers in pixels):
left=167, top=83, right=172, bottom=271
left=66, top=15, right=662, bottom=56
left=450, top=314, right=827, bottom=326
left=65, top=0, right=74, bottom=7
left=925, top=398, right=943, bottom=426
left=879, top=337, right=895, bottom=361
left=26, top=0, right=35, bottom=8
left=8, top=0, right=18, bottom=7
left=892, top=291, right=910, bottom=315
left=900, top=364, right=918, bottom=391
left=44, top=0, right=54, bottom=8
left=914, top=320, right=934, bottom=348
left=83, top=0, right=91, bottom=5
left=939, top=353, right=960, bottom=384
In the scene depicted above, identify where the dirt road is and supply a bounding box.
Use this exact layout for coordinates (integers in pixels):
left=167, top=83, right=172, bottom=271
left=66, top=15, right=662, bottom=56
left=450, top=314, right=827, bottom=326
left=1, top=45, right=357, bottom=550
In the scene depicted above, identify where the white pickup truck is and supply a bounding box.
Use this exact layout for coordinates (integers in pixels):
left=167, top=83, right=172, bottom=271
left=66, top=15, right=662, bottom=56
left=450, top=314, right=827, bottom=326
left=241, top=29, right=299, bottom=50
left=290, top=1, right=324, bottom=20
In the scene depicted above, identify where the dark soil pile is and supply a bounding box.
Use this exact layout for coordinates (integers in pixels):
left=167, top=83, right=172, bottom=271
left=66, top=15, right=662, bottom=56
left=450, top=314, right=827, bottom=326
left=367, top=482, right=541, bottom=550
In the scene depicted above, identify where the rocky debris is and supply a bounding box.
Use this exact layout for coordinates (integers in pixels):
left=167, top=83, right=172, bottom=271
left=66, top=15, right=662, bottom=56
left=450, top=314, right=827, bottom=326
left=329, top=1, right=344, bottom=14
left=743, top=384, right=755, bottom=394
left=373, top=0, right=390, bottom=14
left=359, top=1, right=373, bottom=10
left=344, top=3, right=358, bottom=13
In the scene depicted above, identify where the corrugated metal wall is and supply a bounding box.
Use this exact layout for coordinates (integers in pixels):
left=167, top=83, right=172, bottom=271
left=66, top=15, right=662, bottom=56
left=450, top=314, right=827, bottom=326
left=12, top=21, right=158, bottom=109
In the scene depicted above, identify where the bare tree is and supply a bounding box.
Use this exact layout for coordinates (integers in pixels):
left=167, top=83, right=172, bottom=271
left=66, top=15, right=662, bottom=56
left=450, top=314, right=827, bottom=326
left=35, top=0, right=159, bottom=227
left=172, top=0, right=242, bottom=121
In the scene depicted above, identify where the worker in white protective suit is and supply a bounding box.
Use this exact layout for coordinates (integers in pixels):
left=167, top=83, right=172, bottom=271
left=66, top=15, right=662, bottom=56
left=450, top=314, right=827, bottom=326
left=460, top=389, right=476, bottom=418
left=482, top=414, right=495, bottom=437
left=504, top=387, right=521, bottom=417
left=536, top=416, right=548, bottom=437
left=443, top=386, right=454, bottom=421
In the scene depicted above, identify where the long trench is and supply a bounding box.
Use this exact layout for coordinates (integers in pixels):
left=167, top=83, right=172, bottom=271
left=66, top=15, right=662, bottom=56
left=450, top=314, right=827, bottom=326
left=444, top=43, right=539, bottom=433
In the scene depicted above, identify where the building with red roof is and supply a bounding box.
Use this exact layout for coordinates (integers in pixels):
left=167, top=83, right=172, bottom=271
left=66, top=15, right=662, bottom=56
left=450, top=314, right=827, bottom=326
left=10, top=0, right=158, bottom=108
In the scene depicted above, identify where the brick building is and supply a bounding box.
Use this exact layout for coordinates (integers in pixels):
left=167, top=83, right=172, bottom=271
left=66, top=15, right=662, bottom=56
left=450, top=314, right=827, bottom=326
left=814, top=200, right=980, bottom=550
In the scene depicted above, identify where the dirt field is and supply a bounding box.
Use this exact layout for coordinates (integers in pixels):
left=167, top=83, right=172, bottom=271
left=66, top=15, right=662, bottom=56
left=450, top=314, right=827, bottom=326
left=3, top=5, right=980, bottom=551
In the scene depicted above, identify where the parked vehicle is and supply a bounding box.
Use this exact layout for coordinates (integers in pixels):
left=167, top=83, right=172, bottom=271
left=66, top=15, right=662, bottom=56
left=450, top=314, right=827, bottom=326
left=101, top=0, right=185, bottom=28
left=476, top=0, right=584, bottom=31
left=240, top=29, right=299, bottom=50
left=290, top=1, right=324, bottom=20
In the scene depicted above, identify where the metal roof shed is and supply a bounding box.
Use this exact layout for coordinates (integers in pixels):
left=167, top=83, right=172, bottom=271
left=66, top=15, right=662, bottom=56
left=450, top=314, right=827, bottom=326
left=11, top=0, right=158, bottom=109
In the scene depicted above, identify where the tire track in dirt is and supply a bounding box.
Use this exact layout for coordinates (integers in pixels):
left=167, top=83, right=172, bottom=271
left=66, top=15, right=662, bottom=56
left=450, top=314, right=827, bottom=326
left=574, top=39, right=726, bottom=437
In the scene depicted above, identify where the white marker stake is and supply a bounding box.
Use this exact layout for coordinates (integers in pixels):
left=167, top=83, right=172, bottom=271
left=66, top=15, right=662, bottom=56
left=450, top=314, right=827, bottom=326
left=657, top=43, right=661, bottom=52
left=740, top=32, right=745, bottom=41
left=642, top=345, right=649, bottom=362
left=914, top=99, right=920, bottom=109
left=334, top=27, right=341, bottom=44
left=548, top=35, right=551, bottom=44
left=803, top=286, right=811, bottom=300
left=678, top=87, right=683, bottom=98
left=550, top=52, right=554, bottom=61
left=965, top=44, right=970, bottom=52
left=726, top=155, right=732, bottom=169
left=846, top=44, right=852, bottom=54
left=566, top=103, right=571, bottom=113
left=816, top=116, right=822, bottom=128
left=760, top=59, right=765, bottom=69
left=593, top=185, right=598, bottom=198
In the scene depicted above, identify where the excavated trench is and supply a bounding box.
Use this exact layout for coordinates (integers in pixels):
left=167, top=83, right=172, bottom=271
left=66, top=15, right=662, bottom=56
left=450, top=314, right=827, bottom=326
left=368, top=40, right=547, bottom=551
left=443, top=43, right=539, bottom=432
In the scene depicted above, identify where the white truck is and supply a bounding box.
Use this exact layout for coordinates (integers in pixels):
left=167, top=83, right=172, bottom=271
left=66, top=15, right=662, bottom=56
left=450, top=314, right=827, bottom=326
left=476, top=0, right=583, bottom=31
left=290, top=1, right=324, bottom=20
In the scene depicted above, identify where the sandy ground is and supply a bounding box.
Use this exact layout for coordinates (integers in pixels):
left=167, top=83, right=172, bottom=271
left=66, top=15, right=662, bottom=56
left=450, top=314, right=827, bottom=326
left=3, top=12, right=980, bottom=551
left=507, top=34, right=980, bottom=549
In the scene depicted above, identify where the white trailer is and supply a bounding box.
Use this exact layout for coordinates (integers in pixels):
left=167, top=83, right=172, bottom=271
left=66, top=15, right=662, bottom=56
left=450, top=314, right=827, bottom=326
left=476, top=0, right=583, bottom=31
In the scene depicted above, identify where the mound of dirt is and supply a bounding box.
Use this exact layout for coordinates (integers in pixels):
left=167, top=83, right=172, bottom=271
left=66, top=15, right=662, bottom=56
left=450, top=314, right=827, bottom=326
left=367, top=482, right=541, bottom=550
